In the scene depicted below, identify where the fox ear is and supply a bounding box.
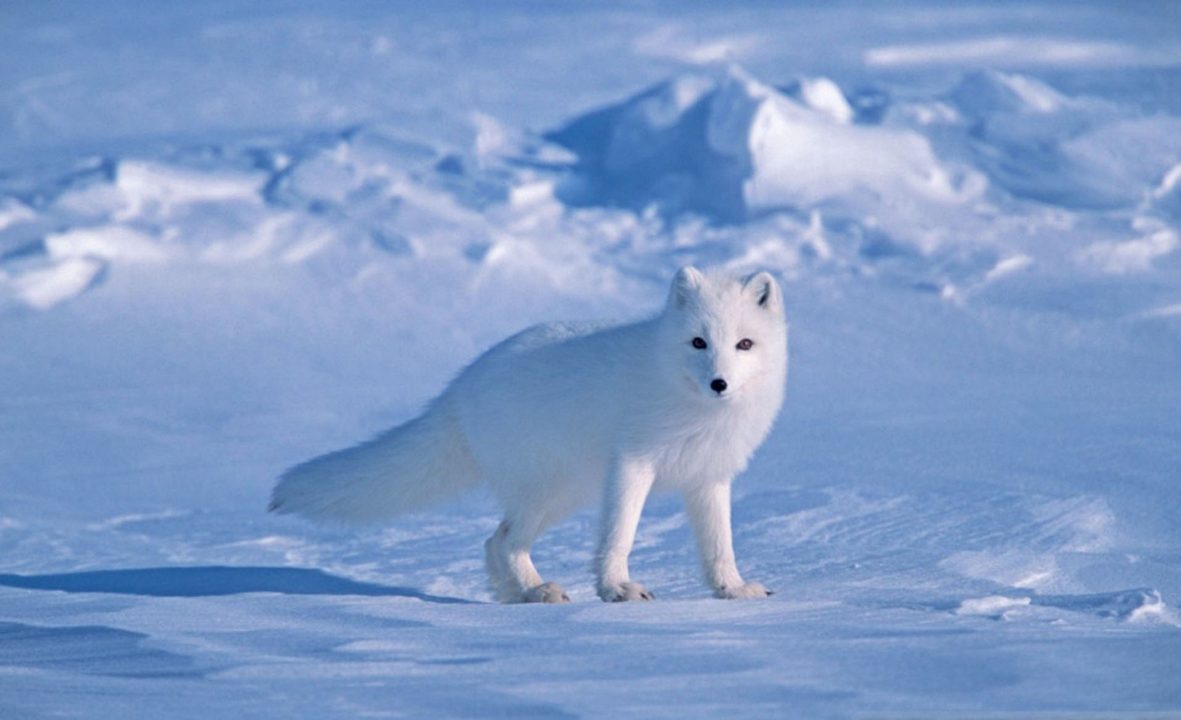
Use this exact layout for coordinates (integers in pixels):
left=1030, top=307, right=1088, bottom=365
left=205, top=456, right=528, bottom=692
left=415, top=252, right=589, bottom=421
left=668, top=266, right=704, bottom=308
left=744, top=271, right=781, bottom=313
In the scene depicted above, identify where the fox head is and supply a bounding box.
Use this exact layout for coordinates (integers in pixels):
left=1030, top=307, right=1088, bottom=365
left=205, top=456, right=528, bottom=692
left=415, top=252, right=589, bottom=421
left=660, top=266, right=788, bottom=404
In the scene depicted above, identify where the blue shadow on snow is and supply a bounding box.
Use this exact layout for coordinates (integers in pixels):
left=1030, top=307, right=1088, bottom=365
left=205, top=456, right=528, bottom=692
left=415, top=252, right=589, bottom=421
left=0, top=566, right=476, bottom=604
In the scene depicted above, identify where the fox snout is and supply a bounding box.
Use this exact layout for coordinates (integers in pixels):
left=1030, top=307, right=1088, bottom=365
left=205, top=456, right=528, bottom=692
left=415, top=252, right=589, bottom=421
left=710, top=378, right=728, bottom=395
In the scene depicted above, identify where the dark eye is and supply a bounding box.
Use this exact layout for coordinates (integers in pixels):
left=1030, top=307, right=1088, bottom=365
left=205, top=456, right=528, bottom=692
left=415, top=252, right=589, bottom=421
left=691, top=337, right=708, bottom=350
left=736, top=338, right=754, bottom=351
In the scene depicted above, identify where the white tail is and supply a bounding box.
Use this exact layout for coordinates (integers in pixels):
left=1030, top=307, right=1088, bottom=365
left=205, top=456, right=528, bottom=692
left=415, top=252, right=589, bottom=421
left=269, top=400, right=479, bottom=524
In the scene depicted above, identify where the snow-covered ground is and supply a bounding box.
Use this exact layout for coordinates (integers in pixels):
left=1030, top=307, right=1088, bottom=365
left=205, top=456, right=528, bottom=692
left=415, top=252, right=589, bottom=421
left=2, top=1, right=1180, bottom=717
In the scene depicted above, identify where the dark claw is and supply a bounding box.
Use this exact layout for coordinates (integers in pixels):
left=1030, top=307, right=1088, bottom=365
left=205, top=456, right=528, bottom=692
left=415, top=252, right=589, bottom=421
left=611, top=589, right=655, bottom=602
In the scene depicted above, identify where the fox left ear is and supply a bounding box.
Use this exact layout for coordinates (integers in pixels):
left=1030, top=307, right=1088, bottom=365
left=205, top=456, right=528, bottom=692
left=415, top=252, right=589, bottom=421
left=744, top=271, right=782, bottom=313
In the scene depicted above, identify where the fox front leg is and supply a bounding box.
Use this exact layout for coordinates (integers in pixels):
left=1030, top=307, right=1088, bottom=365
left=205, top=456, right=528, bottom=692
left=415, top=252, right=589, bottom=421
left=596, top=456, right=657, bottom=602
left=685, top=480, right=771, bottom=599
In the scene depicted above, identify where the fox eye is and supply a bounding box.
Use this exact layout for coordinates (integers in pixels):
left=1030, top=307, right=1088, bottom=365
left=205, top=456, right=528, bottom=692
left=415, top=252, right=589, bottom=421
left=691, top=337, right=708, bottom=350
left=736, top=338, right=754, bottom=351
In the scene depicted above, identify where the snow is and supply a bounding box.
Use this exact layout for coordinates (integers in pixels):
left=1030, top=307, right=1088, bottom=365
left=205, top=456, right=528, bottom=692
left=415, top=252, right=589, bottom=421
left=9, top=256, right=106, bottom=310
left=2, top=1, right=1181, bottom=717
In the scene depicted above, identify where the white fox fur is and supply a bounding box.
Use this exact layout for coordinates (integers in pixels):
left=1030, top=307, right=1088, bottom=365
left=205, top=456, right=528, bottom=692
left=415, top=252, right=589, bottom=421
left=271, top=266, right=788, bottom=603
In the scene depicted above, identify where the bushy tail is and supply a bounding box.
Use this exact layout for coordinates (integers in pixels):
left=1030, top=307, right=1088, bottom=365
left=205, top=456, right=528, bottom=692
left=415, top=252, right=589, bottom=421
left=269, top=400, right=479, bottom=524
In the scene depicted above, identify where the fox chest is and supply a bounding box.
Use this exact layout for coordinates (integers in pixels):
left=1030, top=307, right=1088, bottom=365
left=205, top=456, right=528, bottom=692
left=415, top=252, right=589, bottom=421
left=646, top=413, right=769, bottom=489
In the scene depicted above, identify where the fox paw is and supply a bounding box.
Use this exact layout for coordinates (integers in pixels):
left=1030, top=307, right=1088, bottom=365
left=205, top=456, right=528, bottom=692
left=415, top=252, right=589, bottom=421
left=523, top=581, right=570, bottom=604
left=599, top=581, right=654, bottom=602
left=716, top=581, right=773, bottom=599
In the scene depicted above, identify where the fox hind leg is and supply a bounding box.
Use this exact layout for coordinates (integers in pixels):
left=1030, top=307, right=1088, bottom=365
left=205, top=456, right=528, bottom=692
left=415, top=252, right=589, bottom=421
left=484, top=518, right=568, bottom=604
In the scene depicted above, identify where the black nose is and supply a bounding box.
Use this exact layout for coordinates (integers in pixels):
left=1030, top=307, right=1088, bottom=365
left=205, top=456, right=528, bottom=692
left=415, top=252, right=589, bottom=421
left=710, top=378, right=728, bottom=394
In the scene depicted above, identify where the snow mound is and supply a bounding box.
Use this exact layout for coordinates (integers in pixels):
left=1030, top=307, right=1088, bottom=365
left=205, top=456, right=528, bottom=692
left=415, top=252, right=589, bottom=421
left=2, top=66, right=1179, bottom=315
left=955, top=589, right=1173, bottom=624
left=0, top=621, right=203, bottom=679
left=955, top=595, right=1031, bottom=620
left=1034, top=588, right=1174, bottom=624
left=46, top=225, right=168, bottom=264
left=0, top=120, right=645, bottom=311
left=547, top=66, right=984, bottom=223
left=0, top=198, right=36, bottom=233
left=933, top=70, right=1181, bottom=210
left=947, top=69, right=1067, bottom=116
left=8, top=256, right=106, bottom=310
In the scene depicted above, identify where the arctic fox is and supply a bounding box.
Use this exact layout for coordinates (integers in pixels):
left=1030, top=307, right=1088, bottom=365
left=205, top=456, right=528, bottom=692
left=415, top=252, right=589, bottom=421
left=270, top=267, right=788, bottom=603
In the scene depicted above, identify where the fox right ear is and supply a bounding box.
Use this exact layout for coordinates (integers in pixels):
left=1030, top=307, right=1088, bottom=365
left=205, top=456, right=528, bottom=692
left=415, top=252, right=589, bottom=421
left=668, top=266, right=704, bottom=308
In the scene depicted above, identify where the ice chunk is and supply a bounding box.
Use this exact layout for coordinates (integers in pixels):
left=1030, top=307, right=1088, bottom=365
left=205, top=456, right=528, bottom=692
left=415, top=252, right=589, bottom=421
left=45, top=225, right=168, bottom=263
left=12, top=256, right=106, bottom=309
left=1077, top=217, right=1178, bottom=274
left=949, top=69, right=1065, bottom=116
left=115, top=161, right=265, bottom=220
left=0, top=198, right=37, bottom=233
left=955, top=595, right=1031, bottom=619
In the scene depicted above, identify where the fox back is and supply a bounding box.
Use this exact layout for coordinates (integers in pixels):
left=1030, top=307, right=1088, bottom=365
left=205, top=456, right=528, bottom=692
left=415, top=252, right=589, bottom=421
left=443, top=267, right=787, bottom=502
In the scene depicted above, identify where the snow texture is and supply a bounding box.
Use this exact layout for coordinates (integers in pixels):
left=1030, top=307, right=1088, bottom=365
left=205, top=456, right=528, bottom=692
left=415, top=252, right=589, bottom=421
left=2, top=1, right=1180, bottom=718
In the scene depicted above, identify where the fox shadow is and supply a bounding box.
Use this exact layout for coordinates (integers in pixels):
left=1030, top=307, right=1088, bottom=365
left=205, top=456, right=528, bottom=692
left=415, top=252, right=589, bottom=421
left=0, top=566, right=476, bottom=604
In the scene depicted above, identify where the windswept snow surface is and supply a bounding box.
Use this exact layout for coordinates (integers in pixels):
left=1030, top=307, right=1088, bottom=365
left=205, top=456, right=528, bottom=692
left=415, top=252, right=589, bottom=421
left=2, top=2, right=1181, bottom=717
